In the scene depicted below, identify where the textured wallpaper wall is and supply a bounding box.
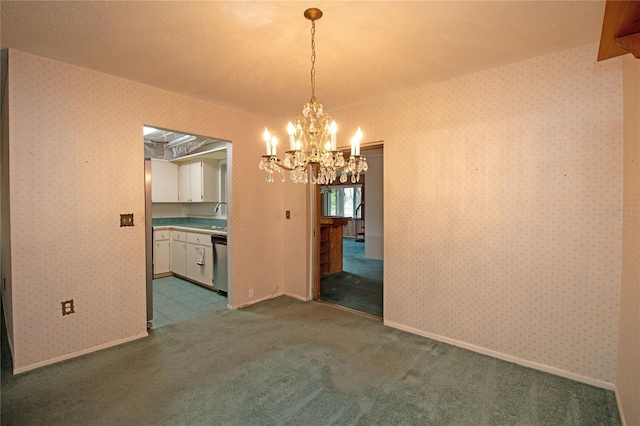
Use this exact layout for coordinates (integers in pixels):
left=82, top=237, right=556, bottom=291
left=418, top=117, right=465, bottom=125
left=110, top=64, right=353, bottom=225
left=7, top=49, right=295, bottom=372
left=6, top=43, right=629, bottom=391
left=333, top=44, right=623, bottom=386
left=617, top=55, right=640, bottom=426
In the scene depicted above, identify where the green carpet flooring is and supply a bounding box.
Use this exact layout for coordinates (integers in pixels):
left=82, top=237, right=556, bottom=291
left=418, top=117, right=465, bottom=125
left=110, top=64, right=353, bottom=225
left=320, top=238, right=384, bottom=316
left=1, top=297, right=620, bottom=425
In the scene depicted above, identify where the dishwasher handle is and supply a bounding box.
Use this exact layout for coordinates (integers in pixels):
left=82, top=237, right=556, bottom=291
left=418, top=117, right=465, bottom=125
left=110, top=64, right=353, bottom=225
left=211, top=235, right=227, bottom=245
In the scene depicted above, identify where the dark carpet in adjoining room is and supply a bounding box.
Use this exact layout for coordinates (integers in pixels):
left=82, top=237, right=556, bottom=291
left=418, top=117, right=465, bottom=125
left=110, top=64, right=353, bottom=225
left=320, top=271, right=383, bottom=317
left=321, top=237, right=383, bottom=316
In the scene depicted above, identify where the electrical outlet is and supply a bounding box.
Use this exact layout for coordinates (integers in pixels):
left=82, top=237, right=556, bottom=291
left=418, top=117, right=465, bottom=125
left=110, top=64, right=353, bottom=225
left=61, top=300, right=75, bottom=316
left=286, top=211, right=291, bottom=219
left=249, top=288, right=254, bottom=298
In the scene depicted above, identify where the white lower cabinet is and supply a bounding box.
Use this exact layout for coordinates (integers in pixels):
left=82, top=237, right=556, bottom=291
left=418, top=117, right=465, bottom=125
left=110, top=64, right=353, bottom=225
left=187, top=244, right=213, bottom=287
left=153, top=230, right=171, bottom=275
left=169, top=230, right=213, bottom=287
left=171, top=231, right=187, bottom=277
left=186, top=232, right=213, bottom=288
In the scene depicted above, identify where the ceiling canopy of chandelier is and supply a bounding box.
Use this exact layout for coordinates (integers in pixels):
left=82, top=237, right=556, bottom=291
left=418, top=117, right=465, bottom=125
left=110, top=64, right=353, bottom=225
left=259, top=8, right=368, bottom=184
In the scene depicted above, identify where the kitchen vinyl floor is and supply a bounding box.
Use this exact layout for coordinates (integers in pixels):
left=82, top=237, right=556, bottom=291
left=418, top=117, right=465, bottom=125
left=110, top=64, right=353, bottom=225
left=152, top=276, right=228, bottom=329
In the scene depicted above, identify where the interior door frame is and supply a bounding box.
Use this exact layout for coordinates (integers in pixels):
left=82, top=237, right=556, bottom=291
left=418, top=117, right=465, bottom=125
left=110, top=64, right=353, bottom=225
left=309, top=142, right=384, bottom=303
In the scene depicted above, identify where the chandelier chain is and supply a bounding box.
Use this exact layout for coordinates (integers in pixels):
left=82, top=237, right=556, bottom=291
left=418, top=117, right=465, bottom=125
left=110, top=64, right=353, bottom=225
left=310, top=19, right=316, bottom=103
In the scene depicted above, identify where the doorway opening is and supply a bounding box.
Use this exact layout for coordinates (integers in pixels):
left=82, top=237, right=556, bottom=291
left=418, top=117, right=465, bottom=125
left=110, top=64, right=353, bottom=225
left=143, top=125, right=232, bottom=329
left=312, top=145, right=383, bottom=317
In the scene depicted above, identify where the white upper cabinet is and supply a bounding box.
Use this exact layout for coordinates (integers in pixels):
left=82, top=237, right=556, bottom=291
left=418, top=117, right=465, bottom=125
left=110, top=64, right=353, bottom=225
left=150, top=159, right=179, bottom=203
left=178, top=159, right=219, bottom=203
left=178, top=163, right=192, bottom=203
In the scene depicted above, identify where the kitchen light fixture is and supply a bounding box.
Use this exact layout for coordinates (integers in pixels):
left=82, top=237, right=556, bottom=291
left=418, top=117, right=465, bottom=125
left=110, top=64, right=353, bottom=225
left=259, top=8, right=367, bottom=184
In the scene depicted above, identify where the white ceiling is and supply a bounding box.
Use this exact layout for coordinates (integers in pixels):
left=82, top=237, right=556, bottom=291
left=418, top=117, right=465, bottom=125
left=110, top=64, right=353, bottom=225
left=1, top=1, right=605, bottom=121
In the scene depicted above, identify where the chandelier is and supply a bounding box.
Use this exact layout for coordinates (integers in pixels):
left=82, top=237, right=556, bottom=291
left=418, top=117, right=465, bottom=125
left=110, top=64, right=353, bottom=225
left=259, top=8, right=368, bottom=184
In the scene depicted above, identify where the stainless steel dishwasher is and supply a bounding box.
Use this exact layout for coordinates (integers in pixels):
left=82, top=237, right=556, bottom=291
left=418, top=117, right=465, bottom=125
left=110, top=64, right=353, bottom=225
left=212, top=234, right=228, bottom=296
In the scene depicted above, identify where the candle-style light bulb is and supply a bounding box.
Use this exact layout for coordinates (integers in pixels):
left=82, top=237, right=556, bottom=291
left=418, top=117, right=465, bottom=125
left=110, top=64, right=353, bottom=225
left=263, top=128, right=271, bottom=155
left=287, top=122, right=296, bottom=151
left=354, top=127, right=363, bottom=156
left=271, top=136, right=278, bottom=157
left=330, top=121, right=337, bottom=150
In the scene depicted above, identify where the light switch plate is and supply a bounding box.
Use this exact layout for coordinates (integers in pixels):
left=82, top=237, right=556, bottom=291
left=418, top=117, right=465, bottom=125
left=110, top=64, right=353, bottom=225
left=120, top=213, right=134, bottom=227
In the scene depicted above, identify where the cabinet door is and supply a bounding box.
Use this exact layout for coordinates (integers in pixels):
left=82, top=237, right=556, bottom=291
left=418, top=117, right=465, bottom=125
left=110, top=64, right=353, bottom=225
left=154, top=240, right=171, bottom=275
left=171, top=241, right=187, bottom=277
left=201, top=159, right=219, bottom=203
left=190, top=161, right=203, bottom=202
left=186, top=244, right=213, bottom=288
left=178, top=159, right=219, bottom=203
left=178, top=163, right=192, bottom=202
left=151, top=159, right=179, bottom=203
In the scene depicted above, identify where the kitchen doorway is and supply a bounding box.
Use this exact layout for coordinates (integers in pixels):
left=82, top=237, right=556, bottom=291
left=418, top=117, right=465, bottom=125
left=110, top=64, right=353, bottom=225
left=143, top=125, right=232, bottom=329
left=313, top=145, right=384, bottom=318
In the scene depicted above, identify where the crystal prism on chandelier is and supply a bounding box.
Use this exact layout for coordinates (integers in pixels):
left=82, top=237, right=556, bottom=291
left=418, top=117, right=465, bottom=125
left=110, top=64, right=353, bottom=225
left=259, top=7, right=368, bottom=184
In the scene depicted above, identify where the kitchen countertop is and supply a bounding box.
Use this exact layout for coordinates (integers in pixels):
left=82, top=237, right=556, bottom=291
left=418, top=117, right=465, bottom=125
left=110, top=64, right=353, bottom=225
left=153, top=225, right=227, bottom=236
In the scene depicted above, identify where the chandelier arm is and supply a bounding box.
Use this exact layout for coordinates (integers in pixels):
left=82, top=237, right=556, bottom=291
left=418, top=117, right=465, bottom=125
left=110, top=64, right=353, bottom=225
left=262, top=156, right=307, bottom=172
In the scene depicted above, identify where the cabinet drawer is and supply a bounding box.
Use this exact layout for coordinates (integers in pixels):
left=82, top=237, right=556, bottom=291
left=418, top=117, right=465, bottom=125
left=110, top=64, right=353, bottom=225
left=187, top=232, right=212, bottom=247
left=154, top=230, right=170, bottom=241
left=172, top=231, right=187, bottom=242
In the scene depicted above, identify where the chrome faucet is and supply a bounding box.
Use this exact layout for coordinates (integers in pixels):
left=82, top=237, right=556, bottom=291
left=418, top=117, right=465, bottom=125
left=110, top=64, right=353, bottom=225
left=214, top=202, right=227, bottom=214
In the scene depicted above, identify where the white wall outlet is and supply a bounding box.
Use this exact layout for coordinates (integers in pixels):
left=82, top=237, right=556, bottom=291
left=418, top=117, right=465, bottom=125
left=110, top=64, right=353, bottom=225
left=249, top=288, right=254, bottom=298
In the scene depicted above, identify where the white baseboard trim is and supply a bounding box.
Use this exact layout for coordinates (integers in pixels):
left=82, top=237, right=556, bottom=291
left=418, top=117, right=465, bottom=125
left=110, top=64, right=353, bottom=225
left=283, top=292, right=310, bottom=302
left=230, top=291, right=285, bottom=310
left=13, top=331, right=148, bottom=375
left=384, top=319, right=615, bottom=391
left=615, top=386, right=627, bottom=426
